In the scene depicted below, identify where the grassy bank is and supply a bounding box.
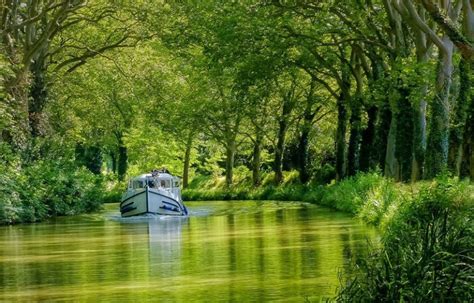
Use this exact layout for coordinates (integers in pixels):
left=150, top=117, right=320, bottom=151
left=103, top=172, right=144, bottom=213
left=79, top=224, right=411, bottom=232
left=184, top=171, right=472, bottom=228
left=336, top=177, right=473, bottom=302
left=184, top=171, right=417, bottom=228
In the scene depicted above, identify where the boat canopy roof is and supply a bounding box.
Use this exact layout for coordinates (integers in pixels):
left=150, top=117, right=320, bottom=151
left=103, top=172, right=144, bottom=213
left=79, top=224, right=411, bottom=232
left=131, top=173, right=179, bottom=181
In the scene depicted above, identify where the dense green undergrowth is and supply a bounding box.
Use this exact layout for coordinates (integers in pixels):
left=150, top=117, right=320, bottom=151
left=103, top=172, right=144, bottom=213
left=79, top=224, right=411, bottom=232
left=182, top=171, right=474, bottom=230
left=0, top=145, right=104, bottom=225
left=183, top=171, right=409, bottom=228
left=336, top=177, right=473, bottom=302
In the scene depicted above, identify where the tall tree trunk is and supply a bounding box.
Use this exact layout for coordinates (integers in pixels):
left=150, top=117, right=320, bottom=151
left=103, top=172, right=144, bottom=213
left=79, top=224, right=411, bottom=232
left=467, top=124, right=474, bottom=181
left=360, top=106, right=377, bottom=172
left=460, top=115, right=473, bottom=179
left=298, top=88, right=316, bottom=183
left=225, top=139, right=236, bottom=187
left=28, top=48, right=48, bottom=137
left=87, top=146, right=102, bottom=175
left=110, top=151, right=117, bottom=174
left=274, top=95, right=293, bottom=184
left=335, top=89, right=349, bottom=180
left=425, top=38, right=454, bottom=178
left=347, top=96, right=362, bottom=176
left=1, top=21, right=29, bottom=150
left=252, top=130, right=263, bottom=187
left=458, top=0, right=474, bottom=180
left=412, top=97, right=427, bottom=181
left=182, top=132, right=193, bottom=189
left=460, top=63, right=474, bottom=179
left=395, top=86, right=414, bottom=182
left=361, top=53, right=384, bottom=173
left=298, top=113, right=314, bottom=183
left=448, top=58, right=470, bottom=176
left=385, top=114, right=399, bottom=179
left=117, top=135, right=128, bottom=181
left=411, top=52, right=430, bottom=182
left=274, top=119, right=287, bottom=184
left=2, top=68, right=30, bottom=150
left=375, top=98, right=392, bottom=171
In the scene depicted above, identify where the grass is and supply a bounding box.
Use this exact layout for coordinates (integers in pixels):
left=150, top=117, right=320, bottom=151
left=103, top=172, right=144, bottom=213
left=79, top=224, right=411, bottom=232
left=184, top=170, right=473, bottom=228
left=183, top=171, right=409, bottom=229
left=335, top=177, right=473, bottom=302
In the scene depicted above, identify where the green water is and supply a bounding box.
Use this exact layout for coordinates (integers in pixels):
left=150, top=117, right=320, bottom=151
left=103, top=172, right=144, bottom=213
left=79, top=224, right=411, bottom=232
left=0, top=201, right=376, bottom=302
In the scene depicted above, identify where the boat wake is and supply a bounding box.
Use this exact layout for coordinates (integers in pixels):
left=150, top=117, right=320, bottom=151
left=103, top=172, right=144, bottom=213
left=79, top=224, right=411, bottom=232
left=106, top=201, right=314, bottom=223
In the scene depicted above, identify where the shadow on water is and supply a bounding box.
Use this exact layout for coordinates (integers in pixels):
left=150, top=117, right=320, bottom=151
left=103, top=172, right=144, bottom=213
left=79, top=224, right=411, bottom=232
left=0, top=201, right=377, bottom=302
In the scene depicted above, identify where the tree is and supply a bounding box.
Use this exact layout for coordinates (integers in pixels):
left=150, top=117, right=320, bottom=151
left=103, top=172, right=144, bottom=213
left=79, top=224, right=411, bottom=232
left=419, top=0, right=474, bottom=61
left=1, top=0, right=144, bottom=150
left=393, top=0, right=460, bottom=177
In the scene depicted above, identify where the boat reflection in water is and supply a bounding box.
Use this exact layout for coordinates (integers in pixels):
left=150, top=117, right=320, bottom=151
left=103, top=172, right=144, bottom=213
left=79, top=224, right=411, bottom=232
left=117, top=214, right=188, bottom=280
left=146, top=217, right=187, bottom=277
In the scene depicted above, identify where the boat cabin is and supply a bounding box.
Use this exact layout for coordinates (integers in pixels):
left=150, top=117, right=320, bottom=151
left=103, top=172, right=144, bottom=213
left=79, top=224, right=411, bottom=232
left=128, top=173, right=180, bottom=190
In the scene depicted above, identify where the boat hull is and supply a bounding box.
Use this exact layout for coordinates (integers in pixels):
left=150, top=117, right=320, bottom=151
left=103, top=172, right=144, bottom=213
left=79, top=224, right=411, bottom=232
left=120, top=188, right=187, bottom=217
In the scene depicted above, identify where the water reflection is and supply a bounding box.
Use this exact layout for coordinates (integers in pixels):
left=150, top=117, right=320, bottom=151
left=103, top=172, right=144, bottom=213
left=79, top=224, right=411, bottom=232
left=147, top=218, right=187, bottom=278
left=0, top=201, right=377, bottom=302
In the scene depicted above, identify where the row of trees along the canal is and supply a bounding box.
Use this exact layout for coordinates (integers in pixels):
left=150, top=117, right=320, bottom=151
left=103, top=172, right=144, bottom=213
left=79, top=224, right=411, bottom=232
left=2, top=1, right=473, bottom=189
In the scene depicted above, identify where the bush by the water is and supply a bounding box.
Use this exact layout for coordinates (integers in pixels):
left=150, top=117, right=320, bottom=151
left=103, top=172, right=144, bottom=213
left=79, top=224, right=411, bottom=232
left=336, top=178, right=474, bottom=302
left=0, top=150, right=103, bottom=224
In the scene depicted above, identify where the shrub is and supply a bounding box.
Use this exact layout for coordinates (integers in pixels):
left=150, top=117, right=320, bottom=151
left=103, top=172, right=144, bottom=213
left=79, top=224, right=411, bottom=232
left=183, top=171, right=400, bottom=219
left=311, top=163, right=336, bottom=185
left=319, top=172, right=391, bottom=214
left=0, top=157, right=104, bottom=225
left=356, top=181, right=400, bottom=226
left=102, top=179, right=126, bottom=203
left=0, top=163, right=22, bottom=224
left=336, top=178, right=474, bottom=302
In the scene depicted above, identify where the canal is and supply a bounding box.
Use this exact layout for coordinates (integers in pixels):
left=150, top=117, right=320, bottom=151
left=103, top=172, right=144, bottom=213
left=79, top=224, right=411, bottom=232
left=0, top=201, right=376, bottom=302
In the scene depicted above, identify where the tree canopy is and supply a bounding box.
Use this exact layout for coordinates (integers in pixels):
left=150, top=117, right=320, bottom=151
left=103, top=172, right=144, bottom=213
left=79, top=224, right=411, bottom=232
left=1, top=0, right=473, bottom=186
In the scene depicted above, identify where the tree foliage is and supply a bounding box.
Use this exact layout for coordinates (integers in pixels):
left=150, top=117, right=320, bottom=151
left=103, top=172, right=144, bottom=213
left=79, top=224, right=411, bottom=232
left=1, top=0, right=474, bottom=222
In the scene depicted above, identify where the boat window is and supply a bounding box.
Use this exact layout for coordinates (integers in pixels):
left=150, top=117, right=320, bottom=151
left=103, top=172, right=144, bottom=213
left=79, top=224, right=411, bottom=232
left=147, top=179, right=156, bottom=188
left=160, top=180, right=171, bottom=188
left=132, top=180, right=144, bottom=189
left=173, top=180, right=180, bottom=187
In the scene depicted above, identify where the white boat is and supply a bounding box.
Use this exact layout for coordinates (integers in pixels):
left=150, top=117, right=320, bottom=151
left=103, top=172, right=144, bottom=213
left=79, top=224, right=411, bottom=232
left=120, top=170, right=188, bottom=217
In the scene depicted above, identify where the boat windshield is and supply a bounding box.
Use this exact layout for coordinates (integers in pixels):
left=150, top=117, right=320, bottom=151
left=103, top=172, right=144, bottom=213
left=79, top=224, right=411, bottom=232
left=129, top=176, right=179, bottom=190
left=130, top=180, right=145, bottom=189
left=147, top=178, right=172, bottom=189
